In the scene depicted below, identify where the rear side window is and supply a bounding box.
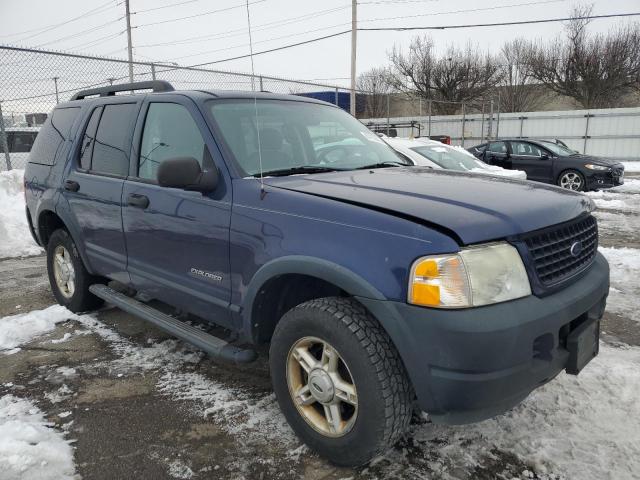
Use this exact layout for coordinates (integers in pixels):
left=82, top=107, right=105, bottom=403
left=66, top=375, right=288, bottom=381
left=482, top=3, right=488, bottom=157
left=488, top=141, right=507, bottom=154
left=79, top=107, right=102, bottom=170
left=90, top=103, right=136, bottom=176
left=27, top=107, right=80, bottom=165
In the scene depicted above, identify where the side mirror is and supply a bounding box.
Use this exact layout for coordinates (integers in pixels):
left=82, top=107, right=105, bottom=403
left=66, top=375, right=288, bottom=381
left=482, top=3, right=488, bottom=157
left=541, top=153, right=550, bottom=160
left=157, top=157, right=218, bottom=193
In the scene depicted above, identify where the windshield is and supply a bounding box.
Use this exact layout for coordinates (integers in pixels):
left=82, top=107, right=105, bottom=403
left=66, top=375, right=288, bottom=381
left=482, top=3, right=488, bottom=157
left=538, top=141, right=576, bottom=157
left=208, top=99, right=404, bottom=176
left=410, top=145, right=484, bottom=171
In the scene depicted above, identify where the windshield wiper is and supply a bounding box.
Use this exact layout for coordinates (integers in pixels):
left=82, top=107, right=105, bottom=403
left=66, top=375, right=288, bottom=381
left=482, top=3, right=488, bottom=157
left=355, top=160, right=407, bottom=170
left=254, top=166, right=341, bottom=177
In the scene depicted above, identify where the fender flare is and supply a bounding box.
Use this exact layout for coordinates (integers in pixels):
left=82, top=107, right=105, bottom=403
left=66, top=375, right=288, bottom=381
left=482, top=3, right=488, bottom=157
left=241, top=255, right=386, bottom=337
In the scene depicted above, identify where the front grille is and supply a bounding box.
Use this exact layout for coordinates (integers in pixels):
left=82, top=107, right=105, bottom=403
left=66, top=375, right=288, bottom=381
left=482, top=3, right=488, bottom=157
left=523, top=215, right=598, bottom=286
left=612, top=166, right=624, bottom=177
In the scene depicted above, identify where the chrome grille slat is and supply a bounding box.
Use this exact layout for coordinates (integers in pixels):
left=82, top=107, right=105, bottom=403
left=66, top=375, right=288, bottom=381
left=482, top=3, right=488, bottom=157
left=523, top=215, right=598, bottom=286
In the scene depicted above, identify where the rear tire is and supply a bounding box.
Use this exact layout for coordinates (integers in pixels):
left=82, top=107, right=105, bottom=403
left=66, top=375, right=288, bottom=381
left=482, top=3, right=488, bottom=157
left=46, top=229, right=104, bottom=312
left=269, top=297, right=413, bottom=467
left=557, top=169, right=585, bottom=191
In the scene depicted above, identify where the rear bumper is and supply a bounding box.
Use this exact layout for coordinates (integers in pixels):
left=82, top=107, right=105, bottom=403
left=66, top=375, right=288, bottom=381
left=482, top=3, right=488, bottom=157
left=358, top=252, right=609, bottom=425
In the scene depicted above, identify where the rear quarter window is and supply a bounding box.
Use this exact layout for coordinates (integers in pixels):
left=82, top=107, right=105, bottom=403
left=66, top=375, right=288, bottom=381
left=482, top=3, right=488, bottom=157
left=28, top=107, right=80, bottom=166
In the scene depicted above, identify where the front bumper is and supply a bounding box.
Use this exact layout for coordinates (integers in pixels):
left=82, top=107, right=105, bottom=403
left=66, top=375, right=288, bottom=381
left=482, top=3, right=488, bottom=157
left=586, top=169, right=624, bottom=189
left=357, top=252, right=609, bottom=425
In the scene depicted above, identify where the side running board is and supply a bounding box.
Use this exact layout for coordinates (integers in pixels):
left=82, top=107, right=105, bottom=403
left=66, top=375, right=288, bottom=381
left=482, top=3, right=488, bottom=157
left=89, top=284, right=257, bottom=364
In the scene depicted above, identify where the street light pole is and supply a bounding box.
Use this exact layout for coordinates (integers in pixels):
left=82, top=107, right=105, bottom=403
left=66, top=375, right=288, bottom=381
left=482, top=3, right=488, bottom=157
left=350, top=0, right=357, bottom=116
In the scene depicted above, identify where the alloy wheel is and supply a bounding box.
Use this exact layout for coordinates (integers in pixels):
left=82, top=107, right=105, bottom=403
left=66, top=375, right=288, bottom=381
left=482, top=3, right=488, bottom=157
left=559, top=172, right=583, bottom=191
left=286, top=336, right=358, bottom=437
left=53, top=245, right=76, bottom=298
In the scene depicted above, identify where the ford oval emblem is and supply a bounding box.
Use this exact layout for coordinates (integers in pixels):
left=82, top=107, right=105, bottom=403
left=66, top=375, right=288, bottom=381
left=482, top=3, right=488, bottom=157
left=570, top=241, right=583, bottom=257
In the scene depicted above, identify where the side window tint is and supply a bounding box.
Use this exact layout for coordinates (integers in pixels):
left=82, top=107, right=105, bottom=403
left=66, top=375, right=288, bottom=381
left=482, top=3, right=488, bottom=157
left=92, top=103, right=135, bottom=176
left=488, top=141, right=507, bottom=154
left=79, top=107, right=102, bottom=170
left=138, top=103, right=205, bottom=181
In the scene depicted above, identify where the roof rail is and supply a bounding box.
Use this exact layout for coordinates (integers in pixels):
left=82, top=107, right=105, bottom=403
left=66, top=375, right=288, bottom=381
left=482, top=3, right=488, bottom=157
left=70, top=80, right=174, bottom=100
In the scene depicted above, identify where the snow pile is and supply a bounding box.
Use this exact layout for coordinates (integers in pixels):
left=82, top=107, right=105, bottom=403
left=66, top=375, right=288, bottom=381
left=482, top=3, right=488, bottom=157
left=622, top=161, right=640, bottom=173
left=599, top=246, right=640, bottom=322
left=610, top=179, right=640, bottom=194
left=0, top=169, right=42, bottom=259
left=0, top=305, right=79, bottom=355
left=0, top=395, right=76, bottom=480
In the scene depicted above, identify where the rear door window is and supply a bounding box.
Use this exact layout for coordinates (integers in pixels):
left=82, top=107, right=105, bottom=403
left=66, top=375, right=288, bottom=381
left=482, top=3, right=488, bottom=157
left=510, top=141, right=543, bottom=157
left=488, top=141, right=507, bottom=154
left=91, top=103, right=136, bottom=176
left=79, top=107, right=102, bottom=170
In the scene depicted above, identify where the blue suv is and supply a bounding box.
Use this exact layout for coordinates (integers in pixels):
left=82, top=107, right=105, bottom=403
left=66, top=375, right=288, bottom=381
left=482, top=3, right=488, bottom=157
left=24, top=81, right=609, bottom=466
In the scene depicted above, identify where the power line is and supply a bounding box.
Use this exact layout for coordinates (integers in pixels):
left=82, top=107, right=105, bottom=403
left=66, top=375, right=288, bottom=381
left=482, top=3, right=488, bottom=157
left=360, top=12, right=640, bottom=31
left=360, top=0, right=566, bottom=24
left=33, top=18, right=123, bottom=48
left=173, top=11, right=640, bottom=68
left=133, top=0, right=266, bottom=28
left=1, top=0, right=119, bottom=41
left=133, top=0, right=210, bottom=14
left=65, top=30, right=125, bottom=52
left=134, top=5, right=351, bottom=48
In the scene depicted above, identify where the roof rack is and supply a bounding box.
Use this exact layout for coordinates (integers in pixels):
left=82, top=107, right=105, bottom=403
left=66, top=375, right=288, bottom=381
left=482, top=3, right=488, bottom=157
left=70, top=80, right=174, bottom=100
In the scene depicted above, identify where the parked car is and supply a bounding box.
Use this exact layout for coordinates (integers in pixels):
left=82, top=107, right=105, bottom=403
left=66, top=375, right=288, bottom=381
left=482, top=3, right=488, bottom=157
left=384, top=137, right=527, bottom=180
left=468, top=139, right=624, bottom=191
left=0, top=127, right=40, bottom=169
left=25, top=81, right=609, bottom=467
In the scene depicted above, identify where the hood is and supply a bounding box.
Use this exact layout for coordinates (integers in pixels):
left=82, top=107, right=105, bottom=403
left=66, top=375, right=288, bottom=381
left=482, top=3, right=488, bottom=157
left=265, top=168, right=592, bottom=245
left=568, top=154, right=623, bottom=167
left=471, top=167, right=527, bottom=180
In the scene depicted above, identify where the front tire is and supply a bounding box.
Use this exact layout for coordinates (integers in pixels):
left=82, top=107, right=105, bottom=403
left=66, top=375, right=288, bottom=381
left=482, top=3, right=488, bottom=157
left=47, top=229, right=103, bottom=312
left=558, top=169, right=585, bottom=191
left=270, top=297, right=413, bottom=466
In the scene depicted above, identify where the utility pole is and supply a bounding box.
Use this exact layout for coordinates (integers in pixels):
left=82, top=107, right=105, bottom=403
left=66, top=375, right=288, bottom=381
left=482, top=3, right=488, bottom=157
left=53, top=77, right=59, bottom=104
left=350, top=0, right=357, bottom=116
left=125, top=0, right=134, bottom=83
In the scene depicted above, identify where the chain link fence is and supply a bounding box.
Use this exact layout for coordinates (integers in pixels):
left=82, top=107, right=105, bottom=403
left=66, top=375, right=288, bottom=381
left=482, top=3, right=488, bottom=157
left=1, top=45, right=360, bottom=171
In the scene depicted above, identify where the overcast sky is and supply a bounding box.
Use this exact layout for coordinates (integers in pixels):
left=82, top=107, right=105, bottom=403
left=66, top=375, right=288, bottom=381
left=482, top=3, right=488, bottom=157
left=0, top=0, right=638, bottom=87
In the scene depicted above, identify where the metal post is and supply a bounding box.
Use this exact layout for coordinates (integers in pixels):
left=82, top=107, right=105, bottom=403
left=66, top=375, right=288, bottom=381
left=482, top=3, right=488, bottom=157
left=259, top=76, right=263, bottom=92
left=461, top=103, right=466, bottom=147
left=125, top=0, right=134, bottom=83
left=519, top=116, right=525, bottom=138
left=386, top=93, right=390, bottom=135
left=488, top=99, right=494, bottom=140
left=151, top=63, right=156, bottom=81
left=349, top=0, right=357, bottom=116
left=335, top=87, right=339, bottom=106
left=419, top=97, right=422, bottom=116
left=428, top=100, right=432, bottom=137
left=53, top=77, right=59, bottom=104
left=480, top=102, right=485, bottom=144
left=0, top=102, right=12, bottom=171
left=583, top=114, right=591, bottom=154
left=495, top=94, right=501, bottom=139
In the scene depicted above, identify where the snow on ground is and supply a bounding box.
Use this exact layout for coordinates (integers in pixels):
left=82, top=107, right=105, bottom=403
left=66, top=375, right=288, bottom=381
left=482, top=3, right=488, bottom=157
left=609, top=178, right=640, bottom=194
left=599, top=247, right=640, bottom=322
left=0, top=169, right=42, bottom=259
left=0, top=305, right=80, bottom=355
left=0, top=395, right=76, bottom=480
left=622, top=161, right=640, bottom=173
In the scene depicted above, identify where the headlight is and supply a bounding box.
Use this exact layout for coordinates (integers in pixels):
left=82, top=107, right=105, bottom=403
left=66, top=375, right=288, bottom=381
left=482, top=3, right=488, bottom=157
left=584, top=164, right=610, bottom=171
left=408, top=242, right=531, bottom=308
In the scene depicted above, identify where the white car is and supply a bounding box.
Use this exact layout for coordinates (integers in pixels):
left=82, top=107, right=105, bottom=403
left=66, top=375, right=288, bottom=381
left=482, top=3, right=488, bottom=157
left=384, top=137, right=527, bottom=180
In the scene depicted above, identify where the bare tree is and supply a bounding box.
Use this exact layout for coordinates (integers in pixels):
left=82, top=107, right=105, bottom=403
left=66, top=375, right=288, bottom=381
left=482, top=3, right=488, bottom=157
left=388, top=36, right=501, bottom=114
left=498, top=39, right=542, bottom=112
left=357, top=67, right=392, bottom=118
left=527, top=5, right=640, bottom=108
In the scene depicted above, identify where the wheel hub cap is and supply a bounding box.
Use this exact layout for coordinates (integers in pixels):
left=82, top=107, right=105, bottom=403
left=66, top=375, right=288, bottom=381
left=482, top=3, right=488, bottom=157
left=53, top=246, right=75, bottom=299
left=308, top=369, right=335, bottom=403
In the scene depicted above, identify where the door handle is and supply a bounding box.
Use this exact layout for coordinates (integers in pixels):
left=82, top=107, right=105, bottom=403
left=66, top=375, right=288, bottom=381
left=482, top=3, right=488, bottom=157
left=127, top=193, right=150, bottom=209
left=64, top=180, right=80, bottom=192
